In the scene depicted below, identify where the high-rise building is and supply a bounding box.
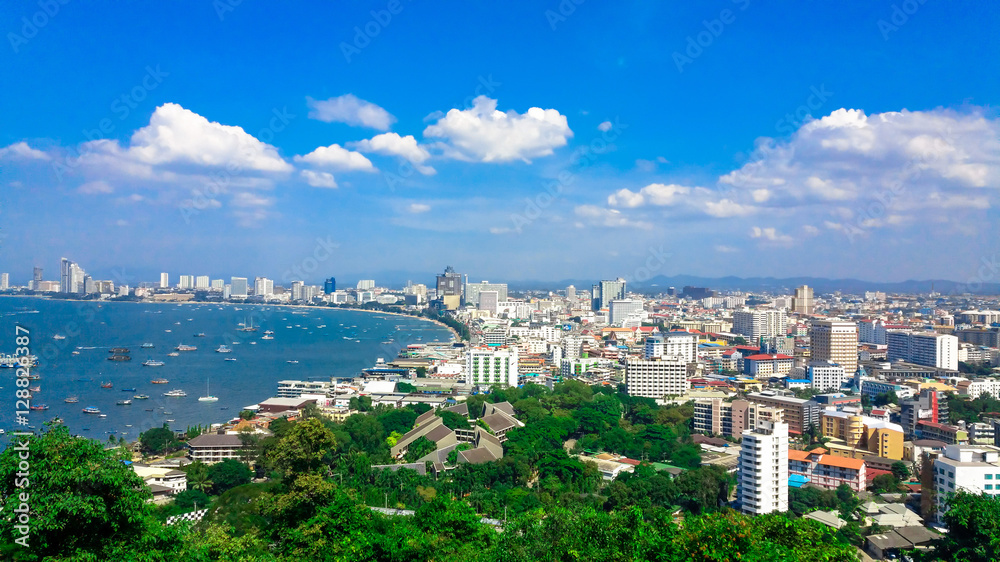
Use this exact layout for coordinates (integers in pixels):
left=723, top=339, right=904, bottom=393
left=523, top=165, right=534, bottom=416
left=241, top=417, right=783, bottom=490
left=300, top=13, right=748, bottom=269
left=900, top=389, right=948, bottom=439
left=0, top=273, right=8, bottom=290
left=324, top=277, right=336, bottom=294
left=591, top=278, right=627, bottom=311
left=255, top=277, right=274, bottom=297
left=886, top=330, right=959, bottom=371
left=644, top=332, right=698, bottom=363
left=195, top=276, right=210, bottom=289
left=465, top=346, right=519, bottom=387
left=60, top=258, right=86, bottom=294
left=933, top=445, right=1000, bottom=523
left=230, top=277, right=248, bottom=298
left=624, top=356, right=688, bottom=399
left=810, top=319, right=858, bottom=377
left=291, top=281, right=304, bottom=301
left=733, top=309, right=788, bottom=343
left=792, top=285, right=814, bottom=315
left=178, top=275, right=194, bottom=289
left=356, top=279, right=376, bottom=291
left=464, top=281, right=508, bottom=307
left=807, top=360, right=848, bottom=391
left=160, top=272, right=169, bottom=289
left=609, top=299, right=643, bottom=325
left=211, top=279, right=224, bottom=291
left=566, top=285, right=576, bottom=301
left=479, top=290, right=499, bottom=314
left=738, top=412, right=789, bottom=515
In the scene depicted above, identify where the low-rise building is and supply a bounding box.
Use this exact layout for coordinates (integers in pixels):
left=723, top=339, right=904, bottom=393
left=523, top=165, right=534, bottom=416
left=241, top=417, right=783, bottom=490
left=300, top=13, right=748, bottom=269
left=788, top=449, right=867, bottom=492
left=186, top=432, right=255, bottom=464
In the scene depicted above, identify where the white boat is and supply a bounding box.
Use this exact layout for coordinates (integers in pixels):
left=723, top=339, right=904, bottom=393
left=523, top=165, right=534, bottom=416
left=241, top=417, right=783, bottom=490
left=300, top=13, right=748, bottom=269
left=198, top=378, right=219, bottom=402
left=176, top=344, right=197, bottom=351
left=143, top=359, right=165, bottom=367
left=261, top=334, right=274, bottom=340
left=216, top=345, right=231, bottom=353
left=140, top=343, right=154, bottom=348
left=224, top=357, right=237, bottom=361
left=287, top=360, right=299, bottom=364
left=164, top=389, right=187, bottom=397
left=53, top=334, right=66, bottom=340
left=167, top=352, right=179, bottom=357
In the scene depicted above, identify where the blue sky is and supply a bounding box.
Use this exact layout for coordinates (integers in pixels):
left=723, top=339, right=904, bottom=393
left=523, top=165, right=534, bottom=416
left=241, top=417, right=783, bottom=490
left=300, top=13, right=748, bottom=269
left=1, top=1, right=998, bottom=286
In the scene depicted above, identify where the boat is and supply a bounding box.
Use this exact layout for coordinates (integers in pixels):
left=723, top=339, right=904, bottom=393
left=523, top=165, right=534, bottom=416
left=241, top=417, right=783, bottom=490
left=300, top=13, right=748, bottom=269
left=166, top=419, right=175, bottom=422
left=215, top=345, right=231, bottom=353
left=264, top=330, right=274, bottom=335
left=194, top=333, right=206, bottom=337
left=198, top=378, right=219, bottom=402
left=176, top=344, right=196, bottom=351
left=238, top=317, right=258, bottom=332
left=100, top=382, right=113, bottom=388
left=144, top=409, right=153, bottom=412
left=140, top=342, right=154, bottom=348
left=249, top=341, right=256, bottom=345
left=121, top=387, right=136, bottom=392
left=27, top=374, right=40, bottom=380
left=30, top=404, right=48, bottom=410
left=224, top=357, right=236, bottom=362
left=167, top=352, right=179, bottom=357
left=71, top=350, right=80, bottom=355
left=151, top=378, right=169, bottom=384
left=220, top=407, right=229, bottom=410
left=143, top=359, right=165, bottom=367
left=64, top=396, right=79, bottom=403
left=53, top=334, right=66, bottom=340
left=28, top=385, right=40, bottom=392
left=107, top=355, right=131, bottom=361
left=82, top=406, right=101, bottom=414
left=133, top=394, right=149, bottom=400
left=109, top=347, right=130, bottom=354
left=165, top=329, right=171, bottom=333
left=99, top=414, right=107, bottom=418
left=261, top=334, right=274, bottom=340
left=287, top=360, right=299, bottom=364
left=164, top=389, right=187, bottom=397
left=116, top=400, right=132, bottom=406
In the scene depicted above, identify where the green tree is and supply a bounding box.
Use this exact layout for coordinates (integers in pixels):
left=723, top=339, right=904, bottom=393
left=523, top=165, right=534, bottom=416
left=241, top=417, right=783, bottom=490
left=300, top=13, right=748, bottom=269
left=437, top=409, right=470, bottom=430
left=270, top=417, right=338, bottom=477
left=173, top=489, right=210, bottom=510
left=871, top=473, right=903, bottom=494
left=405, top=436, right=437, bottom=462
left=922, top=491, right=1000, bottom=562
left=891, top=460, right=910, bottom=482
left=140, top=424, right=180, bottom=455
left=239, top=409, right=255, bottom=420
left=185, top=460, right=213, bottom=492
left=208, top=458, right=253, bottom=494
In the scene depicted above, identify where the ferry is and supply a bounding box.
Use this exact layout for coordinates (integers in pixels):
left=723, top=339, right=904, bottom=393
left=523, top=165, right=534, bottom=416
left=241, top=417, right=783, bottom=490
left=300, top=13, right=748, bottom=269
left=65, top=396, right=79, bottom=403
left=30, top=404, right=48, bottom=410
left=133, top=394, right=150, bottom=400
left=100, top=382, right=113, bottom=388
left=164, top=389, right=187, bottom=397
left=215, top=345, right=231, bottom=353
left=176, top=344, right=197, bottom=352
left=143, top=359, right=165, bottom=367
left=151, top=378, right=169, bottom=384
left=82, top=406, right=101, bottom=414
left=140, top=342, right=154, bottom=348
left=116, top=400, right=132, bottom=406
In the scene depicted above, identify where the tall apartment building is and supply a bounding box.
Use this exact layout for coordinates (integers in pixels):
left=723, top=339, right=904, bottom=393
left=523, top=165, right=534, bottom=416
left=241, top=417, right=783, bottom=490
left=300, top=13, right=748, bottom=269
left=733, top=309, right=787, bottom=343
left=465, top=346, right=519, bottom=387
left=792, top=285, right=814, bottom=315
left=591, top=278, right=626, bottom=311
left=479, top=291, right=499, bottom=314
left=0, top=273, right=8, bottom=290
left=625, top=356, right=688, bottom=399
left=900, top=389, right=948, bottom=439
left=178, top=275, right=194, bottom=289
left=255, top=277, right=274, bottom=297
left=933, top=445, right=1000, bottom=523
left=160, top=272, right=169, bottom=289
left=356, top=279, right=376, bottom=291
left=195, top=275, right=210, bottom=289
left=609, top=299, right=643, bottom=326
left=60, top=258, right=86, bottom=294
left=291, top=281, right=304, bottom=301
left=464, top=281, right=508, bottom=307
left=887, top=330, right=959, bottom=371
left=955, top=328, right=1000, bottom=349
left=807, top=360, right=848, bottom=391
left=810, top=320, right=858, bottom=377
left=738, top=413, right=789, bottom=515
left=230, top=277, right=248, bottom=298
left=746, top=392, right=818, bottom=436
left=644, top=332, right=698, bottom=363
left=858, top=319, right=889, bottom=345
left=563, top=335, right=583, bottom=361
left=324, top=277, right=337, bottom=294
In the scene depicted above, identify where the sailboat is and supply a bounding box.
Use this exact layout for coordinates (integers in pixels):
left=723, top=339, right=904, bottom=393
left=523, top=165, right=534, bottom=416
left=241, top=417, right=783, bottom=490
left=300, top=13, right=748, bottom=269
left=237, top=317, right=258, bottom=332
left=198, top=378, right=219, bottom=402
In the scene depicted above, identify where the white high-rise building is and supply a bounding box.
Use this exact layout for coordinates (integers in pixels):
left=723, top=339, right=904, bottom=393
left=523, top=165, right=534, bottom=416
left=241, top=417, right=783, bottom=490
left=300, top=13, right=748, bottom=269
left=738, top=414, right=789, bottom=515
left=211, top=279, right=224, bottom=291
left=60, top=258, right=86, bottom=294
left=733, top=309, right=787, bottom=343
left=160, top=272, right=169, bottom=289
left=625, top=356, right=688, bottom=399
left=887, top=330, right=959, bottom=371
left=178, top=275, right=194, bottom=289
left=479, top=290, right=499, bottom=314
left=0, top=273, right=8, bottom=290
left=563, top=335, right=583, bottom=360
left=465, top=346, right=519, bottom=387
left=291, top=281, right=304, bottom=301
left=807, top=360, right=848, bottom=391
left=933, top=445, right=1000, bottom=523
left=609, top=299, right=643, bottom=326
left=195, top=276, right=210, bottom=289
left=644, top=332, right=698, bottom=363
left=464, top=281, right=508, bottom=307
left=356, top=279, right=376, bottom=291
left=254, top=277, right=274, bottom=297
left=566, top=285, right=576, bottom=301
left=230, top=277, right=248, bottom=298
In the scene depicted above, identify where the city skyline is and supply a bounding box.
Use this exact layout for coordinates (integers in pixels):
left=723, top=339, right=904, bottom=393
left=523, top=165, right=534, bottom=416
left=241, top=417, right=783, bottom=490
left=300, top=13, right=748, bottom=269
left=1, top=3, right=998, bottom=283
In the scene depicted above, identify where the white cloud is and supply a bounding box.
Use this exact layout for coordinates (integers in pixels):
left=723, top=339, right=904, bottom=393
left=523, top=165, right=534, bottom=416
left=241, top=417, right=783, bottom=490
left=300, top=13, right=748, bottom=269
left=0, top=141, right=49, bottom=160
left=300, top=170, right=337, bottom=188
left=715, top=245, right=738, bottom=253
left=83, top=103, right=292, bottom=173
left=750, top=226, right=793, bottom=243
left=115, top=219, right=129, bottom=227
left=608, top=183, right=692, bottom=208
left=306, top=94, right=396, bottom=131
left=294, top=143, right=374, bottom=171
left=78, top=180, right=113, bottom=194
left=574, top=205, right=652, bottom=229
left=408, top=203, right=431, bottom=214
left=350, top=132, right=435, bottom=175
left=704, top=198, right=756, bottom=217
left=232, top=192, right=273, bottom=207
left=802, top=224, right=820, bottom=236
left=597, top=121, right=612, bottom=132
left=423, top=96, right=572, bottom=163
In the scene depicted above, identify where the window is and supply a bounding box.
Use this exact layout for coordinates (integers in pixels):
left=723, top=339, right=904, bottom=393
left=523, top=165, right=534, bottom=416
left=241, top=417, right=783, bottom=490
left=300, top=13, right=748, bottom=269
left=987, top=484, right=994, bottom=490
left=988, top=474, right=994, bottom=480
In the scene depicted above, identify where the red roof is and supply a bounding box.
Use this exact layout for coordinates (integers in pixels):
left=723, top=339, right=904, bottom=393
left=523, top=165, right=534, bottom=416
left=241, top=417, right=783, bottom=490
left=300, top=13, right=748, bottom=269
left=744, top=354, right=794, bottom=361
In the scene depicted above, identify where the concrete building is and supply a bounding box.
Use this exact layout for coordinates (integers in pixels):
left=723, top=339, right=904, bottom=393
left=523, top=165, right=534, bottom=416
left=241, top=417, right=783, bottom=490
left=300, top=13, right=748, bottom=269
left=356, top=279, right=376, bottom=291
left=592, top=278, right=626, bottom=311
left=625, top=356, right=689, bottom=400
left=254, top=276, right=274, bottom=296
left=694, top=398, right=751, bottom=438
left=732, top=309, right=787, bottom=342
left=738, top=414, right=789, bottom=514
left=887, top=330, right=959, bottom=371
left=956, top=327, right=1000, bottom=349
left=609, top=299, right=643, bottom=326
left=160, top=272, right=169, bottom=289
left=810, top=320, right=858, bottom=377
left=932, top=445, right=1000, bottom=523
left=901, top=389, right=949, bottom=439
left=186, top=432, right=255, bottom=464
left=820, top=409, right=905, bottom=460
left=788, top=450, right=867, bottom=492
left=743, top=354, right=794, bottom=377
left=465, top=346, right=519, bottom=387
left=746, top=392, right=817, bottom=436
left=644, top=331, right=698, bottom=363
left=230, top=277, right=248, bottom=298
left=792, top=285, right=814, bottom=315
left=808, top=360, right=848, bottom=392
left=464, top=281, right=508, bottom=307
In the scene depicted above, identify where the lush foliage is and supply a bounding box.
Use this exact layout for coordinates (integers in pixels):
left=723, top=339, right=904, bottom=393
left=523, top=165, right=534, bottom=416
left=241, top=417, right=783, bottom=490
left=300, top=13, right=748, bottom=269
left=918, top=492, right=1000, bottom=562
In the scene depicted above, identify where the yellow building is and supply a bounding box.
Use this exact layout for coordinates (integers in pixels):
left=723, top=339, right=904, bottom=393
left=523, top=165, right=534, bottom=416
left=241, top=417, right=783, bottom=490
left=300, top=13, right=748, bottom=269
left=820, top=410, right=904, bottom=460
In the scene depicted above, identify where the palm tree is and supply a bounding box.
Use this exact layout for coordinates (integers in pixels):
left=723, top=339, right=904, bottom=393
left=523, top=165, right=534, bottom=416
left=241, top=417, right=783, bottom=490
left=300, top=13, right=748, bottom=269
left=186, top=461, right=213, bottom=493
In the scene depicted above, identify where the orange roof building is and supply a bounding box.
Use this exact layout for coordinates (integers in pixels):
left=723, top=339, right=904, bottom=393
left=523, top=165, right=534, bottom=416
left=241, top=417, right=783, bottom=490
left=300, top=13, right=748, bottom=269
left=789, top=449, right=867, bottom=492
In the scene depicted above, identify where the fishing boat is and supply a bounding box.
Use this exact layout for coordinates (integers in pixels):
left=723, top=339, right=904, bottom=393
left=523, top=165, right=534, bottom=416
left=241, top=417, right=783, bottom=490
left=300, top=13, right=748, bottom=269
left=215, top=345, right=231, bottom=353
left=143, top=359, right=165, bottom=367
left=140, top=342, right=154, bottom=348
left=100, top=382, right=113, bottom=388
left=30, top=404, right=48, bottom=410
left=82, top=406, right=101, bottom=414
left=116, top=399, right=132, bottom=406
left=133, top=394, right=150, bottom=400
left=151, top=378, right=169, bottom=384
left=198, top=378, right=219, bottom=402
left=64, top=396, right=79, bottom=403
left=164, top=389, right=187, bottom=397
left=176, top=344, right=197, bottom=351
